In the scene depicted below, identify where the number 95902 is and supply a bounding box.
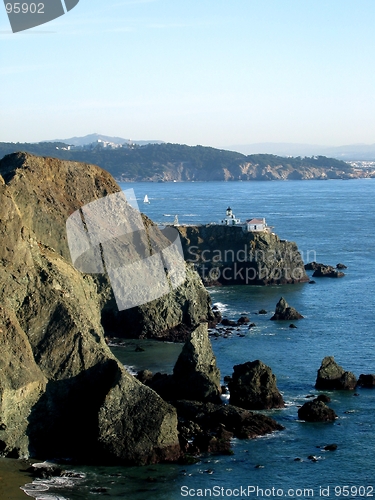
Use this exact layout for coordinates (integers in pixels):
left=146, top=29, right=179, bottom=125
left=5, top=3, right=45, bottom=14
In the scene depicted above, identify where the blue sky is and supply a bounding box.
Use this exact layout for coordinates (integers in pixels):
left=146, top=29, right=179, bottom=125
left=1, top=0, right=374, bottom=148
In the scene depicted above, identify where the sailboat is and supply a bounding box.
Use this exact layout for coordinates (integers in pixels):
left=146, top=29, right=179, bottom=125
left=143, top=195, right=150, bottom=204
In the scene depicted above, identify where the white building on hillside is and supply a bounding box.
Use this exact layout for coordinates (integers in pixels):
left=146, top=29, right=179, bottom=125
left=245, top=218, right=267, bottom=232
left=219, top=207, right=272, bottom=232
left=220, top=207, right=241, bottom=226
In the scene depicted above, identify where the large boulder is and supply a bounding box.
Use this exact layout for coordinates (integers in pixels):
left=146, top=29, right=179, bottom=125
left=138, top=323, right=221, bottom=403
left=173, top=323, right=222, bottom=403
left=270, top=297, right=303, bottom=321
left=0, top=153, right=189, bottom=464
left=315, top=356, right=357, bottom=390
left=228, top=360, right=284, bottom=410
left=298, top=399, right=337, bottom=422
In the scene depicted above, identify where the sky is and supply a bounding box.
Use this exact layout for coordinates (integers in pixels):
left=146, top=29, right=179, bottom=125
left=1, top=0, right=374, bottom=148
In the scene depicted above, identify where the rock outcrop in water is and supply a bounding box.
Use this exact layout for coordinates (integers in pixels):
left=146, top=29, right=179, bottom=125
left=176, top=400, right=284, bottom=456
left=0, top=152, right=215, bottom=463
left=357, top=374, right=375, bottom=387
left=176, top=225, right=309, bottom=286
left=270, top=297, right=304, bottom=321
left=298, top=398, right=337, bottom=422
left=305, top=262, right=345, bottom=278
left=315, top=356, right=357, bottom=390
left=138, top=323, right=222, bottom=403
left=228, top=360, right=285, bottom=410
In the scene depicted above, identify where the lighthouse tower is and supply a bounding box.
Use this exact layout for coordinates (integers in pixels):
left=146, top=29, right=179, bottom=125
left=220, top=206, right=241, bottom=226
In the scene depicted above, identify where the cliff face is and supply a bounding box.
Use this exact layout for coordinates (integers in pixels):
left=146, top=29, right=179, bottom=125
left=0, top=152, right=212, bottom=463
left=0, top=152, right=213, bottom=340
left=176, top=225, right=309, bottom=285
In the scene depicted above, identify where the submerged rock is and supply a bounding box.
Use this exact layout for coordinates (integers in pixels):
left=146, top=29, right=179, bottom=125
left=270, top=297, right=303, bottom=321
left=228, top=360, right=285, bottom=410
left=315, top=356, right=357, bottom=390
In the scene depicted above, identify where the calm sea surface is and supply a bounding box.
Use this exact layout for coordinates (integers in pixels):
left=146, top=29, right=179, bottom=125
left=10, top=179, right=375, bottom=499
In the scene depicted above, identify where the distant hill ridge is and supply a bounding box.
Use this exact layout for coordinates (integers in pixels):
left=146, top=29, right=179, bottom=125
left=229, top=142, right=375, bottom=160
left=0, top=141, right=374, bottom=182
left=42, top=133, right=164, bottom=147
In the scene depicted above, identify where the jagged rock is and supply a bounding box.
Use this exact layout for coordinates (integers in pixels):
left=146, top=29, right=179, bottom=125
left=315, top=356, right=357, bottom=390
left=357, top=374, right=375, bottom=387
left=336, top=263, right=347, bottom=269
left=173, top=323, right=221, bottom=403
left=248, top=323, right=256, bottom=329
left=258, top=309, right=267, bottom=315
left=175, top=400, right=284, bottom=455
left=228, top=360, right=284, bottom=410
left=305, top=262, right=345, bottom=278
left=298, top=399, right=337, bottom=422
left=270, top=297, right=303, bottom=321
left=289, top=323, right=297, bottom=329
left=142, top=323, right=221, bottom=404
left=0, top=153, right=185, bottom=464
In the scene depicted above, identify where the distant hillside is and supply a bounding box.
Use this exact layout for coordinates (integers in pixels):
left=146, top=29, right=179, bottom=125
left=229, top=142, right=375, bottom=161
left=42, top=133, right=164, bottom=147
left=0, top=141, right=374, bottom=182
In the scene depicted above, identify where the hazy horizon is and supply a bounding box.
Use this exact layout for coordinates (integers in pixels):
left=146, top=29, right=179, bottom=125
left=1, top=1, right=375, bottom=148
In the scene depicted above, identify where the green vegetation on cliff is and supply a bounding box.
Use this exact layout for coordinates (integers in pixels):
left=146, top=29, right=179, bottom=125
left=0, top=141, right=365, bottom=181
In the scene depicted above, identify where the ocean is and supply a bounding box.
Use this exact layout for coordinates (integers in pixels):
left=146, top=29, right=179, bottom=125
left=5, top=179, right=375, bottom=499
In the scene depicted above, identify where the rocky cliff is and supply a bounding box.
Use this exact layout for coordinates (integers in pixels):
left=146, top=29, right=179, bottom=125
left=176, top=224, right=309, bottom=285
left=0, top=152, right=213, bottom=463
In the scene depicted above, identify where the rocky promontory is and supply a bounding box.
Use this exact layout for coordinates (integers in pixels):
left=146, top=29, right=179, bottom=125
left=0, top=152, right=215, bottom=464
left=176, top=225, right=309, bottom=286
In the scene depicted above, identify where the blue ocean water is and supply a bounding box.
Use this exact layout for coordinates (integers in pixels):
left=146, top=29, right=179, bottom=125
left=21, top=179, right=375, bottom=499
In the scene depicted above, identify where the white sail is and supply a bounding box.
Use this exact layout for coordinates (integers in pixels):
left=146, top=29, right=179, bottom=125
left=143, top=195, right=150, bottom=203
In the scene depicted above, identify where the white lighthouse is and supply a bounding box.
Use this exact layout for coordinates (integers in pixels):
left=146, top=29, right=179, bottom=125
left=220, top=206, right=241, bottom=226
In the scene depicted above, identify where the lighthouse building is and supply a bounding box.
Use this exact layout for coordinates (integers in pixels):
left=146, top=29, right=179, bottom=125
left=220, top=207, right=241, bottom=226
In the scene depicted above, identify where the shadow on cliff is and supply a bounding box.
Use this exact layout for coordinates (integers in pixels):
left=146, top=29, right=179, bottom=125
left=26, top=358, right=121, bottom=463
